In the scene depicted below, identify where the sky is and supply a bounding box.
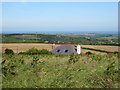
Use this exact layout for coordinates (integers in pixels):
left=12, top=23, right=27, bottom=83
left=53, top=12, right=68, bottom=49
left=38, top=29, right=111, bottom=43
left=2, top=2, right=118, bottom=34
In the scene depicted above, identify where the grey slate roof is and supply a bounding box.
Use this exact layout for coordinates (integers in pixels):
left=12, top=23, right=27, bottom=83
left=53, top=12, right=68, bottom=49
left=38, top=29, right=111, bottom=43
left=52, top=45, right=77, bottom=55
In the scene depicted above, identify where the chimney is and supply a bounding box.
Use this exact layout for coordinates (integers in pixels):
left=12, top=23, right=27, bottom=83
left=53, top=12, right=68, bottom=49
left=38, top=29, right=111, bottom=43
left=77, top=45, right=81, bottom=54
left=52, top=44, right=55, bottom=49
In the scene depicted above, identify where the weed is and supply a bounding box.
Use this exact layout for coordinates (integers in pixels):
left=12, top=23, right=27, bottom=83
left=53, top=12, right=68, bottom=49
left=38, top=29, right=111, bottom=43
left=68, top=55, right=79, bottom=64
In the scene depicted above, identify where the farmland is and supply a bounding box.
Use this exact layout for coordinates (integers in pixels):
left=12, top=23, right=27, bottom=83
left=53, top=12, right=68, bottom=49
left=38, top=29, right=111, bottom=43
left=1, top=43, right=119, bottom=88
left=2, top=54, right=119, bottom=88
left=1, top=33, right=119, bottom=88
left=2, top=33, right=119, bottom=45
left=1, top=1, right=119, bottom=88
left=1, top=43, right=119, bottom=55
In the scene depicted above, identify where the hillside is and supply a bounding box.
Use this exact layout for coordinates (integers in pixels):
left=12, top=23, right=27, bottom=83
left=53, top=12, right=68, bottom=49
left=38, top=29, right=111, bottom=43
left=58, top=33, right=118, bottom=44
left=2, top=54, right=119, bottom=88
left=1, top=33, right=119, bottom=45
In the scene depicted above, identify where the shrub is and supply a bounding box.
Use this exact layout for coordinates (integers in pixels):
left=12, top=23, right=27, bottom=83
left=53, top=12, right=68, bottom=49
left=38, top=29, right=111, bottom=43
left=68, top=55, right=79, bottom=64
left=104, top=61, right=118, bottom=76
left=31, top=56, right=40, bottom=67
left=19, top=48, right=52, bottom=55
left=113, top=52, right=119, bottom=54
left=39, top=49, right=52, bottom=55
left=86, top=51, right=92, bottom=55
left=18, top=52, right=27, bottom=55
left=26, top=48, right=39, bottom=55
left=4, top=48, right=14, bottom=55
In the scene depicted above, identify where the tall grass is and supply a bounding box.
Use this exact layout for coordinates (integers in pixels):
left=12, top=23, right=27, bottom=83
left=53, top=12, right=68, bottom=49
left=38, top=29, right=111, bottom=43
left=2, top=54, right=119, bottom=88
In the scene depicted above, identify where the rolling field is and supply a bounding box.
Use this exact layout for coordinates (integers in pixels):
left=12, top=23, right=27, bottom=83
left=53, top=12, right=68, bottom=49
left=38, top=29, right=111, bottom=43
left=1, top=43, right=119, bottom=54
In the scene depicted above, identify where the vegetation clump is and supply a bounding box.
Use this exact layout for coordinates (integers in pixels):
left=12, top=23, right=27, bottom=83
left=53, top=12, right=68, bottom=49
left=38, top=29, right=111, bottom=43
left=39, top=49, right=53, bottom=55
left=68, top=55, right=79, bottom=64
left=4, top=48, right=14, bottom=55
left=19, top=48, right=53, bottom=55
left=27, top=48, right=39, bottom=55
left=104, top=61, right=118, bottom=76
left=31, top=56, right=40, bottom=66
left=86, top=51, right=93, bottom=55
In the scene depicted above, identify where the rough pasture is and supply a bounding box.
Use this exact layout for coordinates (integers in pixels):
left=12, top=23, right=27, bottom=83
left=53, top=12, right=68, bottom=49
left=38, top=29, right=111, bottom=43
left=2, top=54, right=119, bottom=88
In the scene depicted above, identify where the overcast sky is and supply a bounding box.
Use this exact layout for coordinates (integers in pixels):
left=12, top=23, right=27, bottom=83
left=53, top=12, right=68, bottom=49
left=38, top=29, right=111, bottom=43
left=2, top=2, right=118, bottom=33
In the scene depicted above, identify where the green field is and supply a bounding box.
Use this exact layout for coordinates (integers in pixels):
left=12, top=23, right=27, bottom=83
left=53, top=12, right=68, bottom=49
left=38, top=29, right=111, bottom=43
left=2, top=54, right=119, bottom=88
left=2, top=33, right=119, bottom=45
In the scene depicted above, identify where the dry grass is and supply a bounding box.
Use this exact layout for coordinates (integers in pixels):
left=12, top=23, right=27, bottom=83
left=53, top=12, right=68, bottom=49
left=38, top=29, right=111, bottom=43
left=81, top=45, right=119, bottom=52
left=81, top=49, right=107, bottom=55
left=1, top=43, right=119, bottom=54
left=1, top=43, right=60, bottom=53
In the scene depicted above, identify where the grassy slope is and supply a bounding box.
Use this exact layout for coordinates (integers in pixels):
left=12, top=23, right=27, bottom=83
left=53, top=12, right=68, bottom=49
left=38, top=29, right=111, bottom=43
left=2, top=54, right=119, bottom=88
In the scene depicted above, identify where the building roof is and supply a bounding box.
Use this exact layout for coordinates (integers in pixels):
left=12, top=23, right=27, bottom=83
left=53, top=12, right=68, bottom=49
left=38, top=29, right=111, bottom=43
left=52, top=45, right=77, bottom=55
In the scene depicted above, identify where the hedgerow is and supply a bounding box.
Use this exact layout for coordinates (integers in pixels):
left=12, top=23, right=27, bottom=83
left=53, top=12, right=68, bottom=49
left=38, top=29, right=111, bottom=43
left=19, top=48, right=53, bottom=55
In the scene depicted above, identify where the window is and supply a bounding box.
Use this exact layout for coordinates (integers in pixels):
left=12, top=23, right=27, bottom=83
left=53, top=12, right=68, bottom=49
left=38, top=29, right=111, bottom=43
left=57, top=49, right=60, bottom=52
left=75, top=49, right=77, bottom=52
left=65, top=50, right=68, bottom=53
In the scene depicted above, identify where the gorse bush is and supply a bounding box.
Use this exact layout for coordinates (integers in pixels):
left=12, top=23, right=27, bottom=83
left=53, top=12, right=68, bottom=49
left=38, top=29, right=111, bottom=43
left=68, top=55, right=79, bottom=64
left=27, top=48, right=39, bottom=55
left=4, top=48, right=14, bottom=55
left=89, top=61, right=119, bottom=88
left=2, top=56, right=19, bottom=76
left=104, top=61, right=118, bottom=76
left=39, top=49, right=52, bottom=55
left=31, top=56, right=40, bottom=67
left=19, top=48, right=53, bottom=55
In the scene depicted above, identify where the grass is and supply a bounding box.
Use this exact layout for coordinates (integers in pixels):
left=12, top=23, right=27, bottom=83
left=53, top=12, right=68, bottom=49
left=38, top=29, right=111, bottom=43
left=81, top=47, right=118, bottom=53
left=2, top=54, right=119, bottom=88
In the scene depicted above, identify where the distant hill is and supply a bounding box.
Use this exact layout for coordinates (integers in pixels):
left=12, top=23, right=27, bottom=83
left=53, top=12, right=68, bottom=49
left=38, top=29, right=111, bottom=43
left=1, top=33, right=119, bottom=45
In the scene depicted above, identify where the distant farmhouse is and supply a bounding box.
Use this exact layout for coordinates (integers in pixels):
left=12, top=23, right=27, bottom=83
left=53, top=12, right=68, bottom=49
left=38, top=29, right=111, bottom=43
left=52, top=44, right=81, bottom=55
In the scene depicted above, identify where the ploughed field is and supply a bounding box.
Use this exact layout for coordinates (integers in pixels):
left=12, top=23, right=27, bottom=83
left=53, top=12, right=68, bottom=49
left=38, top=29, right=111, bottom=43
left=1, top=43, right=119, bottom=54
